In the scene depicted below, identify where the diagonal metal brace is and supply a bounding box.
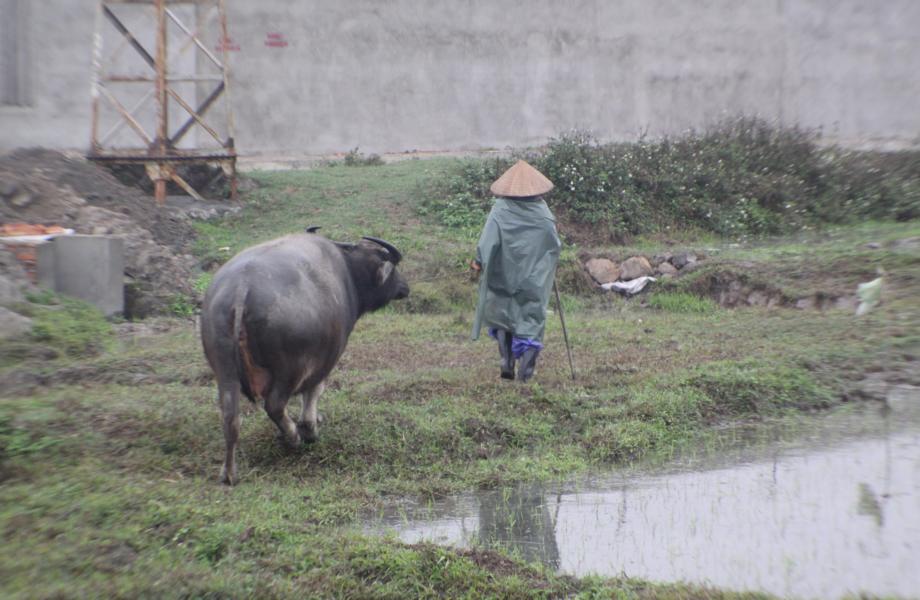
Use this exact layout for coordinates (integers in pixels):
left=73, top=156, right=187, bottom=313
left=169, top=81, right=225, bottom=146
left=167, top=87, right=223, bottom=145
left=103, top=5, right=155, bottom=69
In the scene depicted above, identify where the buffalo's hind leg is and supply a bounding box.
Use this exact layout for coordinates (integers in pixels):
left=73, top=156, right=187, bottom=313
left=264, top=389, right=301, bottom=449
left=298, top=382, right=325, bottom=443
left=218, top=378, right=241, bottom=485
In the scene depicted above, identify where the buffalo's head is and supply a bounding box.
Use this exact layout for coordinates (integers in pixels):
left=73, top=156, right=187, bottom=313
left=361, top=235, right=409, bottom=300
left=305, top=227, right=409, bottom=313
left=343, top=236, right=409, bottom=313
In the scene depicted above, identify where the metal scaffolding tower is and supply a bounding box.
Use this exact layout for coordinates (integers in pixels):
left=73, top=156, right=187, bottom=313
left=88, top=0, right=237, bottom=204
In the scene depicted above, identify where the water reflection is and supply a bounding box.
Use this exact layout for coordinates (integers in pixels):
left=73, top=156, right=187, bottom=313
left=856, top=482, right=884, bottom=527
left=478, top=486, right=560, bottom=569
left=369, top=386, right=920, bottom=598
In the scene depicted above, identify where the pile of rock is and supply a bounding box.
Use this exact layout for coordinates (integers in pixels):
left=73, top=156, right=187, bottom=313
left=652, top=251, right=700, bottom=276
left=584, top=251, right=701, bottom=287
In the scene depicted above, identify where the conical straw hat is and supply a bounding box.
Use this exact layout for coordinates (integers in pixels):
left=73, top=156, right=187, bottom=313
left=490, top=160, right=554, bottom=198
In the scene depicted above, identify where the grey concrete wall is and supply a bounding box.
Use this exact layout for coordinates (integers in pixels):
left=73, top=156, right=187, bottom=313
left=2, top=0, right=919, bottom=154
left=0, top=0, right=94, bottom=149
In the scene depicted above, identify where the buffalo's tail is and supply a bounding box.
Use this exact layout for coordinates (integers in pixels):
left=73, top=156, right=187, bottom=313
left=232, top=287, right=270, bottom=403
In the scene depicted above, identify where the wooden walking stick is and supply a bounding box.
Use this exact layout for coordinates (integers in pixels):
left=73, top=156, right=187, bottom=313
left=553, top=280, right=576, bottom=380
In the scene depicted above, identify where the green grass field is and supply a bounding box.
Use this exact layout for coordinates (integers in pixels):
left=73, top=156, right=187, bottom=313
left=1, top=159, right=918, bottom=598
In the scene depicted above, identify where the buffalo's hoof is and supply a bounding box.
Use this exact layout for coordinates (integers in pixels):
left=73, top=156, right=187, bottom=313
left=298, top=422, right=319, bottom=444
left=219, top=466, right=238, bottom=486
left=275, top=432, right=303, bottom=449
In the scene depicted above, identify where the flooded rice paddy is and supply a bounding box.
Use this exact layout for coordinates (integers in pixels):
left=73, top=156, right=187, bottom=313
left=367, top=386, right=920, bottom=598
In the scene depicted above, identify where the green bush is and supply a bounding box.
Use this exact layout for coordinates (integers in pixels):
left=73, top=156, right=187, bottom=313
left=30, top=295, right=113, bottom=358
left=340, top=147, right=385, bottom=167
left=417, top=159, right=509, bottom=233
left=421, top=119, right=920, bottom=240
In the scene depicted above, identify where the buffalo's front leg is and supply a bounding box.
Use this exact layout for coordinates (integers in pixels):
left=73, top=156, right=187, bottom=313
left=298, top=382, right=325, bottom=443
left=264, top=390, right=301, bottom=448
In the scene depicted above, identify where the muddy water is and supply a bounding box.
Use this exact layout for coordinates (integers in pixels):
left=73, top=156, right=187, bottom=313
left=367, top=386, right=920, bottom=598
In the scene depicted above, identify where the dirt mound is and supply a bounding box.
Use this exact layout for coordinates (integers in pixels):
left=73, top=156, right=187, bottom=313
left=0, top=149, right=196, bottom=317
left=1, top=148, right=194, bottom=252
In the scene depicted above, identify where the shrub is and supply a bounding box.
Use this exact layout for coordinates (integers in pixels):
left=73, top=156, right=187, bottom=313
left=341, top=147, right=385, bottom=167
left=421, top=119, right=920, bottom=240
left=536, top=129, right=650, bottom=235
left=417, top=158, right=510, bottom=233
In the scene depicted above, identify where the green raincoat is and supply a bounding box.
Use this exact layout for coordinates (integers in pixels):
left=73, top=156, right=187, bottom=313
left=471, top=197, right=561, bottom=341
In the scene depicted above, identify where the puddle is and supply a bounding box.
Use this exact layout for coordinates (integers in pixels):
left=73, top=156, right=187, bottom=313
left=367, top=386, right=920, bottom=598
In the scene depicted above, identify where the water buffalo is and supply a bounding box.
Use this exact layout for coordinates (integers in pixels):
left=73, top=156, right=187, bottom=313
left=200, top=229, right=409, bottom=484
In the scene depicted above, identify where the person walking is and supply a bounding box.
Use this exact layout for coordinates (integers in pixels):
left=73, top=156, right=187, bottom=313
left=471, top=160, right=561, bottom=382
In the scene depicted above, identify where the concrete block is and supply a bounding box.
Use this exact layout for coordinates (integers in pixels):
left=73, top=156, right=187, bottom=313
left=36, top=242, right=55, bottom=291
left=37, top=235, right=124, bottom=316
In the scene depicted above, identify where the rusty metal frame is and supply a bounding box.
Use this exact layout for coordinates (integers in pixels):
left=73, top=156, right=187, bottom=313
left=88, top=0, right=236, bottom=204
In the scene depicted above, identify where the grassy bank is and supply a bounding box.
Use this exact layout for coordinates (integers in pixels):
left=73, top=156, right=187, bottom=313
left=2, top=157, right=918, bottom=598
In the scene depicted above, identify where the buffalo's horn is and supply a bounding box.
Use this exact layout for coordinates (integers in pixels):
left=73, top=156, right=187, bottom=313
left=305, top=225, right=322, bottom=233
left=362, top=236, right=403, bottom=264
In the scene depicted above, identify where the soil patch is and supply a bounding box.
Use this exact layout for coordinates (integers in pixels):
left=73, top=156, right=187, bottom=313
left=0, top=358, right=172, bottom=397
left=1, top=149, right=195, bottom=252
left=0, top=149, right=198, bottom=316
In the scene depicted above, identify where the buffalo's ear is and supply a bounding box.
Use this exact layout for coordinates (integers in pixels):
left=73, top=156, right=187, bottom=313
left=376, top=261, right=394, bottom=286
